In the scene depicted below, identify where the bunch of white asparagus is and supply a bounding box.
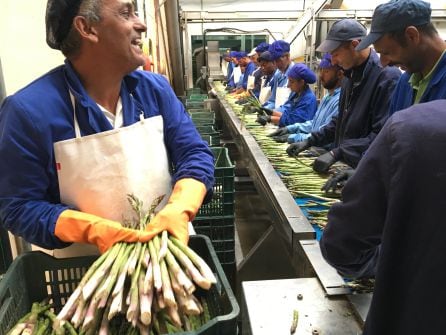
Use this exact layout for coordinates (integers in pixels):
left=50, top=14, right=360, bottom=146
left=54, top=195, right=217, bottom=334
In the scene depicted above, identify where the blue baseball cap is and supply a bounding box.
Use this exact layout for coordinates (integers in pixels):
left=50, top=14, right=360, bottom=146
left=268, top=40, right=291, bottom=60
left=255, top=42, right=270, bottom=53
left=258, top=51, right=274, bottom=62
left=288, top=63, right=316, bottom=84
left=229, top=51, right=238, bottom=58
left=316, top=19, right=367, bottom=53
left=237, top=51, right=248, bottom=59
left=356, top=0, right=431, bottom=51
left=318, top=53, right=335, bottom=69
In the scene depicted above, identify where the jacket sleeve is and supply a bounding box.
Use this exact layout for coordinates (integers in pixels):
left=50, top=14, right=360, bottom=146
left=320, top=119, right=392, bottom=278
left=0, top=97, right=71, bottom=249
left=333, top=68, right=399, bottom=167
left=278, top=91, right=317, bottom=127
left=310, top=114, right=338, bottom=146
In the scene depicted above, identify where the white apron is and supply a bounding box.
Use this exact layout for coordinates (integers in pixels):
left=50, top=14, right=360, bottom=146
left=259, top=86, right=272, bottom=105
left=233, top=66, right=242, bottom=85
left=275, top=86, right=291, bottom=109
left=246, top=75, right=255, bottom=90
left=53, top=93, right=172, bottom=257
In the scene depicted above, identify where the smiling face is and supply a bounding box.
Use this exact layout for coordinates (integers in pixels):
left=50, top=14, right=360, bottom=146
left=93, top=0, right=147, bottom=73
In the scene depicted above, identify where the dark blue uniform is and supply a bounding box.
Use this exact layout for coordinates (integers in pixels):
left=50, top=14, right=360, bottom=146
left=320, top=100, right=446, bottom=335
left=311, top=50, right=401, bottom=168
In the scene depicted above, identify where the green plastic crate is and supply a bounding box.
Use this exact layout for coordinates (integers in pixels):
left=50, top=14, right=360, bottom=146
left=193, top=216, right=235, bottom=265
left=0, top=235, right=239, bottom=335
left=187, top=108, right=212, bottom=114
left=188, top=94, right=208, bottom=101
left=201, top=134, right=220, bottom=147
left=186, top=88, right=202, bottom=96
left=198, top=147, right=234, bottom=218
left=186, top=100, right=206, bottom=108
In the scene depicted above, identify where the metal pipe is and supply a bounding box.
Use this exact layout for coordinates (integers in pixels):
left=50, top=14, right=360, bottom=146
left=164, top=0, right=185, bottom=96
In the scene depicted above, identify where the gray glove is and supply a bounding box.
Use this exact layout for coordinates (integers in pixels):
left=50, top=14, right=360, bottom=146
left=321, top=168, right=355, bottom=193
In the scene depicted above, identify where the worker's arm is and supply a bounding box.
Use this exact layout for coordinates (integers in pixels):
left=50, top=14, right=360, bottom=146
left=319, top=119, right=392, bottom=278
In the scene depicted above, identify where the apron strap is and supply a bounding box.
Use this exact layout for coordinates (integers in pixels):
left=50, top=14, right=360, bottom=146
left=69, top=91, right=82, bottom=139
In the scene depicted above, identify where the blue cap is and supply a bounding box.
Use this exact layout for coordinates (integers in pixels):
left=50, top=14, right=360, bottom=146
left=316, top=19, right=367, bottom=53
left=319, top=53, right=335, bottom=69
left=268, top=40, right=291, bottom=60
left=288, top=63, right=316, bottom=84
left=237, top=51, right=248, bottom=59
left=255, top=42, right=270, bottom=53
left=258, top=51, right=274, bottom=62
left=229, top=51, right=238, bottom=58
left=356, top=0, right=431, bottom=51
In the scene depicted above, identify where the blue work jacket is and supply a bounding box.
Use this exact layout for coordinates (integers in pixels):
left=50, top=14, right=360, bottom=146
left=389, top=51, right=446, bottom=114
left=320, top=100, right=446, bottom=335
left=0, top=60, right=214, bottom=249
left=241, top=61, right=257, bottom=90
left=251, top=67, right=263, bottom=98
left=263, top=62, right=294, bottom=109
left=287, top=87, right=340, bottom=143
left=277, top=86, right=317, bottom=127
left=311, top=50, right=401, bottom=168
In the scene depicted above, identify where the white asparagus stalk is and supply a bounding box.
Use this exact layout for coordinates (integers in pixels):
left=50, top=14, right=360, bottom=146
left=158, top=230, right=168, bottom=261
left=82, top=244, right=123, bottom=301
left=166, top=305, right=182, bottom=328
left=160, top=257, right=177, bottom=308
left=99, top=299, right=112, bottom=335
left=57, top=286, right=81, bottom=320
left=71, top=298, right=87, bottom=329
left=170, top=236, right=217, bottom=284
left=108, top=287, right=124, bottom=321
left=148, top=240, right=162, bottom=292
left=6, top=323, right=26, bottom=335
left=137, top=322, right=150, bottom=335
left=167, top=239, right=212, bottom=290
left=127, top=242, right=142, bottom=275
left=168, top=266, right=187, bottom=298
left=139, top=271, right=153, bottom=326
left=165, top=248, right=195, bottom=295
left=156, top=290, right=165, bottom=310
left=143, top=261, right=153, bottom=294
left=142, top=247, right=151, bottom=268
left=175, top=293, right=201, bottom=316
left=81, top=295, right=100, bottom=331
left=127, top=244, right=146, bottom=323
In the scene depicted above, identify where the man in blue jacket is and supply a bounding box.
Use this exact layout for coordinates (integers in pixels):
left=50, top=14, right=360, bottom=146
left=320, top=100, right=446, bottom=335
left=0, top=0, right=214, bottom=255
left=286, top=19, right=401, bottom=173
left=267, top=53, right=343, bottom=143
left=324, top=0, right=446, bottom=193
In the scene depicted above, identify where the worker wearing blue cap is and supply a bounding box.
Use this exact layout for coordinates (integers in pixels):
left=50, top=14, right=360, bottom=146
left=287, top=19, right=401, bottom=174
left=256, top=63, right=317, bottom=127
left=268, top=54, right=343, bottom=143
left=324, top=0, right=446, bottom=193
left=233, top=51, right=257, bottom=94
left=257, top=51, right=278, bottom=104
left=261, top=40, right=295, bottom=110
left=0, top=0, right=214, bottom=256
left=247, top=42, right=270, bottom=99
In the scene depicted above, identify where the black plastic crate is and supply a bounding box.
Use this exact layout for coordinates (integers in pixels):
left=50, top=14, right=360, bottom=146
left=0, top=235, right=239, bottom=335
left=198, top=147, right=234, bottom=217
left=0, top=228, right=12, bottom=275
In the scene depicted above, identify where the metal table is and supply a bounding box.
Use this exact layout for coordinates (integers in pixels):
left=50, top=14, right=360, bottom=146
left=242, top=278, right=363, bottom=335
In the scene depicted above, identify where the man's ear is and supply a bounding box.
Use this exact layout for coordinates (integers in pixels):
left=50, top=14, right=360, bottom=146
left=405, top=26, right=420, bottom=45
left=72, top=16, right=99, bottom=43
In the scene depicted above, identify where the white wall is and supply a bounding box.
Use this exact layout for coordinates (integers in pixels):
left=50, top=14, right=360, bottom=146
left=0, top=0, right=64, bottom=96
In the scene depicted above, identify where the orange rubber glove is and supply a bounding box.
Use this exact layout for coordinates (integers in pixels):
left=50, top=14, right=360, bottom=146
left=146, top=178, right=207, bottom=245
left=55, top=210, right=154, bottom=253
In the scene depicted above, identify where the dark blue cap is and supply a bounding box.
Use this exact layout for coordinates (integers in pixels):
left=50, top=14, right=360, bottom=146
left=316, top=19, right=367, bottom=53
left=258, top=51, right=274, bottom=62
left=237, top=51, right=248, bottom=59
left=268, top=40, right=291, bottom=60
left=255, top=42, right=270, bottom=53
left=356, top=0, right=431, bottom=51
left=229, top=51, right=238, bottom=58
left=46, top=0, right=82, bottom=50
left=288, top=63, right=316, bottom=84
left=319, top=53, right=335, bottom=69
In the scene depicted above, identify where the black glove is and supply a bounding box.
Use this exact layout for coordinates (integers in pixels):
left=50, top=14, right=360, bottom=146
left=267, top=127, right=288, bottom=137
left=225, top=86, right=234, bottom=91
left=256, top=115, right=271, bottom=126
left=261, top=107, right=274, bottom=116
left=313, top=151, right=337, bottom=173
left=272, top=134, right=289, bottom=143
left=321, top=168, right=355, bottom=193
left=236, top=98, right=248, bottom=105
left=286, top=139, right=311, bottom=157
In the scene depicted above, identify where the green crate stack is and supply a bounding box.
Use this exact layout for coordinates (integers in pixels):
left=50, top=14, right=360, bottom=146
left=201, top=134, right=220, bottom=147
left=186, top=88, right=202, bottom=97
left=0, top=236, right=239, bottom=335
left=185, top=100, right=206, bottom=109
left=193, top=147, right=235, bottom=287
left=188, top=94, right=208, bottom=101
left=195, top=125, right=221, bottom=147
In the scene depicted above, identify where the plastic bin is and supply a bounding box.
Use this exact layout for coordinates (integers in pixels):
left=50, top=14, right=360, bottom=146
left=0, top=228, right=12, bottom=275
left=0, top=235, right=239, bottom=335
left=188, top=94, right=208, bottom=101
left=186, top=88, right=202, bottom=97
left=193, top=216, right=235, bottom=264
left=198, top=147, right=234, bottom=217
left=201, top=134, right=220, bottom=147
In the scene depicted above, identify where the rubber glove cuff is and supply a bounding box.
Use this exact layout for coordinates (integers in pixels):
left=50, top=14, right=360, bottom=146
left=147, top=178, right=207, bottom=245
left=55, top=210, right=151, bottom=253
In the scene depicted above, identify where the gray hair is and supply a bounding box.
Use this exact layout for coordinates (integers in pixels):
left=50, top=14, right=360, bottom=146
left=60, top=0, right=103, bottom=58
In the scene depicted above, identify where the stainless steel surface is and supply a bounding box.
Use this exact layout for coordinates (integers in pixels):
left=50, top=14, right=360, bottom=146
left=348, top=293, right=372, bottom=325
left=300, top=240, right=350, bottom=296
left=209, top=82, right=315, bottom=279
left=242, top=278, right=362, bottom=335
